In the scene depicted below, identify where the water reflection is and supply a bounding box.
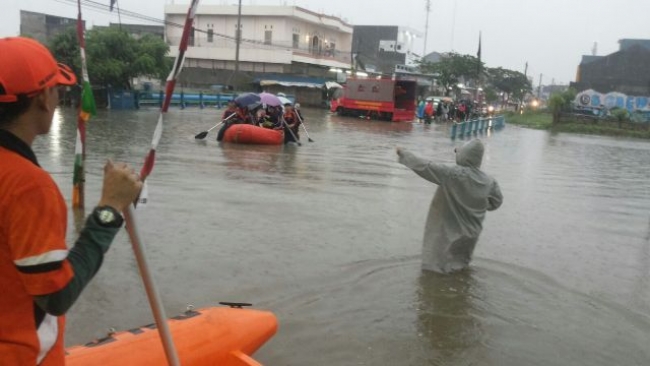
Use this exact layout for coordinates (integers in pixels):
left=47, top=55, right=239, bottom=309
left=49, top=108, right=64, bottom=158
left=219, top=143, right=284, bottom=174
left=416, top=270, right=485, bottom=364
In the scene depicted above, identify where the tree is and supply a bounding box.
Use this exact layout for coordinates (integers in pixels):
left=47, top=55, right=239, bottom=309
left=483, top=86, right=499, bottom=104
left=418, top=52, right=483, bottom=96
left=48, top=28, right=81, bottom=80
left=49, top=27, right=171, bottom=90
left=486, top=67, right=532, bottom=106
left=548, top=93, right=565, bottom=124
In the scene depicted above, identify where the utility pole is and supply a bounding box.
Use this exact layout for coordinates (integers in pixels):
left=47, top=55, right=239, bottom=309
left=423, top=0, right=431, bottom=56
left=537, top=73, right=543, bottom=98
left=521, top=61, right=528, bottom=110
left=234, top=0, right=242, bottom=87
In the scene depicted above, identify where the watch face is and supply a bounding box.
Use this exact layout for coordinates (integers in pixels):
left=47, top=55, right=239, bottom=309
left=98, top=209, right=115, bottom=224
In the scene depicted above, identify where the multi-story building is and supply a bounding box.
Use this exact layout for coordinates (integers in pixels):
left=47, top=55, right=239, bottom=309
left=107, top=23, right=165, bottom=40
left=573, top=39, right=650, bottom=96
left=20, top=10, right=84, bottom=45
left=351, top=25, right=422, bottom=75
left=164, top=4, right=352, bottom=105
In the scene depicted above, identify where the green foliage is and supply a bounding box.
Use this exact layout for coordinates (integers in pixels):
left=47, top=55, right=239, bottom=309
left=418, top=52, right=483, bottom=96
left=548, top=93, right=566, bottom=113
left=483, top=86, right=499, bottom=104
left=561, top=87, right=577, bottom=106
left=486, top=67, right=531, bottom=103
left=612, top=108, right=630, bottom=122
left=48, top=28, right=81, bottom=80
left=48, top=28, right=170, bottom=89
left=506, top=111, right=650, bottom=139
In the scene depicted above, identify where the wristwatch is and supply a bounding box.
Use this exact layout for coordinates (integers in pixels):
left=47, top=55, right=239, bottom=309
left=93, top=206, right=124, bottom=228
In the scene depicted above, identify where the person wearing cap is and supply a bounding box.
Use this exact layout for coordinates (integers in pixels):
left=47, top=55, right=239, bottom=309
left=396, top=139, right=503, bottom=274
left=0, top=37, right=142, bottom=365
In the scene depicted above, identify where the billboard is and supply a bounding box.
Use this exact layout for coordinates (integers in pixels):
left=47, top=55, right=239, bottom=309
left=575, top=89, right=650, bottom=112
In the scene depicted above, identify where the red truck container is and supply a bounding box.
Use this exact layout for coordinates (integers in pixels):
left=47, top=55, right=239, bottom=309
left=330, top=77, right=417, bottom=122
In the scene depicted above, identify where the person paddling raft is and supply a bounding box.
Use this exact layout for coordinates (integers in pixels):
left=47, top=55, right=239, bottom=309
left=396, top=139, right=503, bottom=274
left=283, top=103, right=300, bottom=144
left=0, top=37, right=143, bottom=365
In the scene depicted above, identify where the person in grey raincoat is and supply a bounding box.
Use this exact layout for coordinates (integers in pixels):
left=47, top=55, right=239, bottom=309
left=396, top=139, right=503, bottom=274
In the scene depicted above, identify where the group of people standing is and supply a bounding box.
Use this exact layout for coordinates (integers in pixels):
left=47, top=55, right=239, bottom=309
left=216, top=99, right=303, bottom=144
left=418, top=99, right=475, bottom=124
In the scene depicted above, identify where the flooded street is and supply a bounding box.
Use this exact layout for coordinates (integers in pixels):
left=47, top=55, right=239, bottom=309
left=38, top=107, right=650, bottom=365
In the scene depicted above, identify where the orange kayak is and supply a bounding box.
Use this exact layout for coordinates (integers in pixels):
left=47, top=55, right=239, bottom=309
left=223, top=124, right=284, bottom=145
left=66, top=305, right=277, bottom=366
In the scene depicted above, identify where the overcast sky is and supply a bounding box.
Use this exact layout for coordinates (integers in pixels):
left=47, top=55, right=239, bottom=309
left=2, top=0, right=649, bottom=85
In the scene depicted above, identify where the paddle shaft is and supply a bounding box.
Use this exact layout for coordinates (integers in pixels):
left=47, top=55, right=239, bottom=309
left=281, top=116, right=301, bottom=146
left=294, top=110, right=313, bottom=141
left=123, top=205, right=181, bottom=366
left=195, top=112, right=238, bottom=139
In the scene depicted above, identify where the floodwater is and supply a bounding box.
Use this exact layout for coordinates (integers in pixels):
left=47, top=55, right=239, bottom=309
left=36, top=107, right=650, bottom=365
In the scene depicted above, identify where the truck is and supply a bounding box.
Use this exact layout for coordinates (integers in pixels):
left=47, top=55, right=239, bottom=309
left=330, top=77, right=417, bottom=122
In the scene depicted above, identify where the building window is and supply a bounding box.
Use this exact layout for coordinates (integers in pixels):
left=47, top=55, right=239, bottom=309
left=292, top=33, right=299, bottom=48
left=265, top=30, right=272, bottom=45
left=189, top=27, right=195, bottom=46
left=207, top=29, right=213, bottom=43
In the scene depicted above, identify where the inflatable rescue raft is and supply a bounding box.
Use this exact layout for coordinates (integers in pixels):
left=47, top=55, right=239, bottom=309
left=223, top=124, right=284, bottom=145
left=66, top=304, right=277, bottom=366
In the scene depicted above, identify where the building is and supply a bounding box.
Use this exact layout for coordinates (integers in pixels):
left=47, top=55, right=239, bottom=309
left=108, top=23, right=164, bottom=39
left=573, top=39, right=650, bottom=96
left=164, top=4, right=352, bottom=105
left=20, top=10, right=84, bottom=45
left=351, top=25, right=422, bottom=75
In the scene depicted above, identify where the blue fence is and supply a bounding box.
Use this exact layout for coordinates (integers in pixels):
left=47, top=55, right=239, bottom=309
left=137, top=91, right=295, bottom=109
left=450, top=115, right=505, bottom=139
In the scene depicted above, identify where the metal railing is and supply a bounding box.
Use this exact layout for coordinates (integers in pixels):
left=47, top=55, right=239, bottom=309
left=450, top=115, right=505, bottom=139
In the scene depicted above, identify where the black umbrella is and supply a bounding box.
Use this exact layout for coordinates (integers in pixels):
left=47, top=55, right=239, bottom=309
left=234, top=93, right=262, bottom=110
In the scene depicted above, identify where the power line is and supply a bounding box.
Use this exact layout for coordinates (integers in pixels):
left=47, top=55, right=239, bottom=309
left=52, top=0, right=291, bottom=51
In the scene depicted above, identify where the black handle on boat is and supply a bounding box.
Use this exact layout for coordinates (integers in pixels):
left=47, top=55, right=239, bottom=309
left=219, top=302, right=253, bottom=309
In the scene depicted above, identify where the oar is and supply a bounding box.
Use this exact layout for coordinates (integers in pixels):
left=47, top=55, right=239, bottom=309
left=194, top=112, right=237, bottom=139
left=281, top=116, right=302, bottom=146
left=294, top=110, right=314, bottom=142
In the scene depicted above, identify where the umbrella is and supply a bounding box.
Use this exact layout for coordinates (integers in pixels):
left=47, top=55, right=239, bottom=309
left=234, top=93, right=261, bottom=110
left=278, top=96, right=292, bottom=106
left=259, top=92, right=282, bottom=107
left=442, top=96, right=454, bottom=103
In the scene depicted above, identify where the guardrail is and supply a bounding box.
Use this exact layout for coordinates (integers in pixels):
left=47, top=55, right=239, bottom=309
left=450, top=115, right=505, bottom=139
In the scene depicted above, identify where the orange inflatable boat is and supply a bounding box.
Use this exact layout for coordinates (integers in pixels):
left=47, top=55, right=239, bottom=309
left=223, top=124, right=284, bottom=145
left=66, top=304, right=278, bottom=366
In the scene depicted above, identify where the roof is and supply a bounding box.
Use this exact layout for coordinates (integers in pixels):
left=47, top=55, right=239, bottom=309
left=254, top=74, right=341, bottom=89
left=580, top=55, right=604, bottom=65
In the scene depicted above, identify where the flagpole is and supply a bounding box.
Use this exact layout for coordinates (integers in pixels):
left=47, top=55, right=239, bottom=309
left=122, top=2, right=201, bottom=365
left=73, top=0, right=96, bottom=209
left=475, top=31, right=481, bottom=104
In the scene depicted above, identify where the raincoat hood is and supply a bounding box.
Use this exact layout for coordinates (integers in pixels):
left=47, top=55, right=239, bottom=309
left=456, top=139, right=484, bottom=168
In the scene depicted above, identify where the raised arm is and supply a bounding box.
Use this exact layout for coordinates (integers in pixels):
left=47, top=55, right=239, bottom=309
left=397, top=148, right=452, bottom=186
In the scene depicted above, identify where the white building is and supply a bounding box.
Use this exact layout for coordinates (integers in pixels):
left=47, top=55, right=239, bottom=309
left=164, top=4, right=353, bottom=87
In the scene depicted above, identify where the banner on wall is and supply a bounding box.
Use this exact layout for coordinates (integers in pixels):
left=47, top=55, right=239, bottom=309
left=575, top=89, right=650, bottom=112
